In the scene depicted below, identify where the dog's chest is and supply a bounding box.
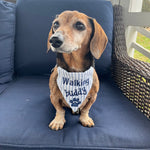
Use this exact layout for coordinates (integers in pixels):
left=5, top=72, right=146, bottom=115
left=57, top=67, right=94, bottom=112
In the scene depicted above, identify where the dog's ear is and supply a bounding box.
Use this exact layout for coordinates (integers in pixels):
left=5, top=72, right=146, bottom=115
left=47, top=27, right=53, bottom=53
left=47, top=15, right=59, bottom=53
left=89, top=18, right=108, bottom=59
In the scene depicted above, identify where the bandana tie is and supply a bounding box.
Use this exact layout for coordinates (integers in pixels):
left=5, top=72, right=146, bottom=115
left=57, top=66, right=94, bottom=112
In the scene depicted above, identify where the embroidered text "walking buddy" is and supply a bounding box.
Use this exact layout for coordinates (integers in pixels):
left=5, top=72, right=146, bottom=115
left=57, top=67, right=94, bottom=112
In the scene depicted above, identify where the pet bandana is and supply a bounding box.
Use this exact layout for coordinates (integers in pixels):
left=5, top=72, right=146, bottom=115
left=57, top=66, right=94, bottom=112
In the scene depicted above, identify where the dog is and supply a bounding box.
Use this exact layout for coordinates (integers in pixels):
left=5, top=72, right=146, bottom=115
left=47, top=11, right=108, bottom=130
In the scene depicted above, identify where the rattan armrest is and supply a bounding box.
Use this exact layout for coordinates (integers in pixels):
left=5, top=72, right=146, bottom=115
left=112, top=5, right=150, bottom=119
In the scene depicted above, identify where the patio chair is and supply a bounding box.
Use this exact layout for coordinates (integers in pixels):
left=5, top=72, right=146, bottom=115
left=0, top=0, right=150, bottom=149
left=113, top=5, right=150, bottom=119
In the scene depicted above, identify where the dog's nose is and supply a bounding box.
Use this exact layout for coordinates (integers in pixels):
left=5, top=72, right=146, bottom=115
left=50, top=37, right=63, bottom=48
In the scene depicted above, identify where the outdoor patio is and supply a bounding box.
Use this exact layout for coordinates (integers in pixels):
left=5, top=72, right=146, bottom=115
left=0, top=0, right=150, bottom=149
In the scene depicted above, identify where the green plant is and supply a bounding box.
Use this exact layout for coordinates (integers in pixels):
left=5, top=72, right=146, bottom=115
left=134, top=32, right=150, bottom=63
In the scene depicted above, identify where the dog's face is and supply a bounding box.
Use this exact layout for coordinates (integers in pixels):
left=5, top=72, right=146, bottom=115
left=47, top=11, right=108, bottom=59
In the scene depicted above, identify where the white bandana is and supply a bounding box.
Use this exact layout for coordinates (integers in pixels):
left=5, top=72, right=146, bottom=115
left=57, top=66, right=94, bottom=112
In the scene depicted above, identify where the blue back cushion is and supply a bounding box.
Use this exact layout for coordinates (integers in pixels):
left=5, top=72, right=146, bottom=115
left=0, top=1, right=16, bottom=83
left=15, top=0, right=113, bottom=76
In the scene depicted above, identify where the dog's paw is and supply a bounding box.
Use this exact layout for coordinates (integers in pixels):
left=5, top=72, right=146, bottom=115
left=80, top=115, right=94, bottom=127
left=49, top=118, right=66, bottom=131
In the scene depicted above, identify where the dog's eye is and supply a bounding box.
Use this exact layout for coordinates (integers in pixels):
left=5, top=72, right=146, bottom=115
left=75, top=21, right=85, bottom=31
left=53, top=21, right=59, bottom=30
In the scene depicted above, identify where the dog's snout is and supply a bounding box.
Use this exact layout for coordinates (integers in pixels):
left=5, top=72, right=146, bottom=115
left=50, top=36, right=63, bottom=48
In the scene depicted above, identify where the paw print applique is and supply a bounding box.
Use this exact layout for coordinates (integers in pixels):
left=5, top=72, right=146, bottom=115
left=70, top=98, right=81, bottom=107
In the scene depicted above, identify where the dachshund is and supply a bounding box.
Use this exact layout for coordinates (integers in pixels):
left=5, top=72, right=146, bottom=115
left=47, top=11, right=108, bottom=130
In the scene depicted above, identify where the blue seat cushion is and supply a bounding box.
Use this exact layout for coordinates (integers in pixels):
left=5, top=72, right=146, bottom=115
left=0, top=1, right=16, bottom=83
left=15, top=0, right=113, bottom=77
left=0, top=76, right=150, bottom=150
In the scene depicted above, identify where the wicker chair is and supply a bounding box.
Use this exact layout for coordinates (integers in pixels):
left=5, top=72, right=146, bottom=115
left=113, top=5, right=150, bottom=119
left=1, top=1, right=150, bottom=149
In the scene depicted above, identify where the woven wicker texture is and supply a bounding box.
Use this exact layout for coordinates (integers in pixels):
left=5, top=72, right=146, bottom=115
left=112, top=5, right=150, bottom=119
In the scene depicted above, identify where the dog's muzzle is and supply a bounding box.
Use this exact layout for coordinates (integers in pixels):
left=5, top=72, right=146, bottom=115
left=49, top=32, right=64, bottom=48
left=50, top=36, right=63, bottom=48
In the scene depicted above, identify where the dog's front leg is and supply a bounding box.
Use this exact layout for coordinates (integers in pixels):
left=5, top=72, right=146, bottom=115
left=79, top=93, right=97, bottom=127
left=49, top=94, right=66, bottom=130
left=49, top=67, right=66, bottom=130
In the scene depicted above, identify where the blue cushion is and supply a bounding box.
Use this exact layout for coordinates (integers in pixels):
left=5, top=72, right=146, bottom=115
left=0, top=1, right=16, bottom=83
left=15, top=0, right=113, bottom=76
left=0, top=76, right=150, bottom=150
left=0, top=83, right=10, bottom=95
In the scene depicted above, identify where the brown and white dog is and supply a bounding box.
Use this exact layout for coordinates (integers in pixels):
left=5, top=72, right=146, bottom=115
left=47, top=11, right=108, bottom=130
